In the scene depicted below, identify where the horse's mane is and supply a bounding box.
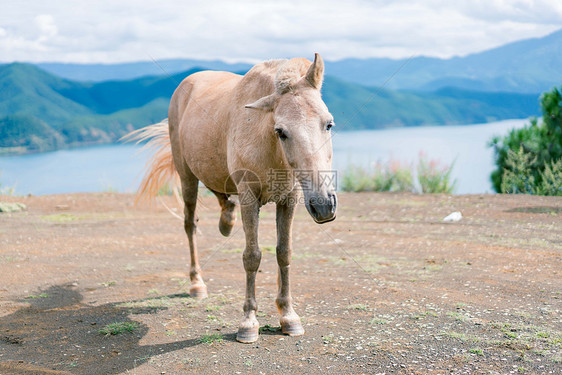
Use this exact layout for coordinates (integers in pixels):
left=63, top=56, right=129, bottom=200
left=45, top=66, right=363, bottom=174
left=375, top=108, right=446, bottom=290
left=274, top=58, right=310, bottom=94
left=241, top=58, right=312, bottom=98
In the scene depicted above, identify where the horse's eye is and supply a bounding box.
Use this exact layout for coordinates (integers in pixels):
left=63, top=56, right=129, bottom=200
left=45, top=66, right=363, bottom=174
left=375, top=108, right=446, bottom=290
left=326, top=120, right=335, bottom=131
left=275, top=128, right=288, bottom=140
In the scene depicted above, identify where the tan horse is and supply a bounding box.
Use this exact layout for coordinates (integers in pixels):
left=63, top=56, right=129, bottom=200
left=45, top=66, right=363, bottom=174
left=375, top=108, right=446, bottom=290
left=127, top=54, right=337, bottom=343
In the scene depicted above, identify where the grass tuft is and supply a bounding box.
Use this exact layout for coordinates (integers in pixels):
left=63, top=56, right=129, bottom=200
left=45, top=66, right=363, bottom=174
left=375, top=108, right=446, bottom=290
left=347, top=303, right=369, bottom=311
left=259, top=324, right=281, bottom=333
left=26, top=293, right=49, bottom=299
left=99, top=321, right=139, bottom=336
left=370, top=318, right=388, bottom=325
left=469, top=348, right=484, bottom=356
left=199, top=333, right=223, bottom=344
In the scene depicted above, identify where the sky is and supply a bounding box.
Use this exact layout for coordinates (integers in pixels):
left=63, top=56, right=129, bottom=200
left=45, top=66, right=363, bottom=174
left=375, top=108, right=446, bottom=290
left=1, top=0, right=561, bottom=64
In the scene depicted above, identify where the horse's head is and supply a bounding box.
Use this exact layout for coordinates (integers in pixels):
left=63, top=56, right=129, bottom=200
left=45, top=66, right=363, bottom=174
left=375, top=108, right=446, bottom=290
left=245, top=54, right=337, bottom=223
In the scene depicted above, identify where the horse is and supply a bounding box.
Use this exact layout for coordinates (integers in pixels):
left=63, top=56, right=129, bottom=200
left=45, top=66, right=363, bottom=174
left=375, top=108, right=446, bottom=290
left=127, top=53, right=337, bottom=343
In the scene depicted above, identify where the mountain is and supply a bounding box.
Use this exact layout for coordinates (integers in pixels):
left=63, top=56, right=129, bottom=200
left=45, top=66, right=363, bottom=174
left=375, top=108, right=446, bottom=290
left=30, top=29, right=562, bottom=93
left=327, top=29, right=562, bottom=93
left=36, top=59, right=252, bottom=82
left=0, top=63, right=195, bottom=153
left=0, top=63, right=540, bottom=154
left=323, top=77, right=539, bottom=129
left=57, top=68, right=203, bottom=114
left=0, top=63, right=93, bottom=124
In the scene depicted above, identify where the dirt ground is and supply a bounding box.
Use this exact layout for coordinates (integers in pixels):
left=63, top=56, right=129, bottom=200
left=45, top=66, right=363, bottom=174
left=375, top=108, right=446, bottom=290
left=0, top=191, right=560, bottom=375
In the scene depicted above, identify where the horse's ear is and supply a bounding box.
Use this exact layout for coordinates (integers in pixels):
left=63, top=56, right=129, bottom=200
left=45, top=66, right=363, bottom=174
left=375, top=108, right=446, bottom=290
left=305, top=53, right=324, bottom=90
left=245, top=94, right=276, bottom=111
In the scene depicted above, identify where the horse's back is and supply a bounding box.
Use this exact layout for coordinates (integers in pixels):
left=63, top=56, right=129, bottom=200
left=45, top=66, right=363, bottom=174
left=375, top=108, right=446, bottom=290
left=168, top=70, right=242, bottom=191
left=171, top=70, right=241, bottom=122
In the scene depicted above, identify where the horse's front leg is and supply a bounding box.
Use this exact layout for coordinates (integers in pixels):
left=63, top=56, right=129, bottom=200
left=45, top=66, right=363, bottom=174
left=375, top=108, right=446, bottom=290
left=276, top=194, right=304, bottom=336
left=236, top=198, right=262, bottom=343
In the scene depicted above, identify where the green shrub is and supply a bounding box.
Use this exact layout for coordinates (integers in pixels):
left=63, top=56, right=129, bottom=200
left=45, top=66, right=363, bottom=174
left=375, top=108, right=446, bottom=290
left=341, top=165, right=374, bottom=192
left=500, top=146, right=536, bottom=194
left=340, top=157, right=454, bottom=194
left=0, top=172, right=15, bottom=196
left=388, top=161, right=416, bottom=192
left=417, top=154, right=456, bottom=194
left=490, top=86, right=562, bottom=195
left=536, top=159, right=562, bottom=196
left=371, top=162, right=395, bottom=191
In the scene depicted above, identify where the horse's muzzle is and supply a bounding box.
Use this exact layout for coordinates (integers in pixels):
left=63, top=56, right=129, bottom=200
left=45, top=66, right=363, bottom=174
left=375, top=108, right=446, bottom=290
left=306, top=192, right=337, bottom=224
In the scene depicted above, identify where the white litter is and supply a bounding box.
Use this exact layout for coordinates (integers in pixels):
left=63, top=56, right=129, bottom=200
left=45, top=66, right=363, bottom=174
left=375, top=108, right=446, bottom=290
left=443, top=211, right=462, bottom=222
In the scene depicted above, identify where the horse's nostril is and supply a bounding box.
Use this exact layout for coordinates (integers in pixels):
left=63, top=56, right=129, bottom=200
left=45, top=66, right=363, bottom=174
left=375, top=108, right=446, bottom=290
left=308, top=202, right=318, bottom=218
left=329, top=193, right=337, bottom=212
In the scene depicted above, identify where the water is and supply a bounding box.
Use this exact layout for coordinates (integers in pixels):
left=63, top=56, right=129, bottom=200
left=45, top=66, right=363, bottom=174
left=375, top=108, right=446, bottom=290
left=0, top=145, right=149, bottom=195
left=0, top=119, right=527, bottom=195
left=331, top=119, right=528, bottom=194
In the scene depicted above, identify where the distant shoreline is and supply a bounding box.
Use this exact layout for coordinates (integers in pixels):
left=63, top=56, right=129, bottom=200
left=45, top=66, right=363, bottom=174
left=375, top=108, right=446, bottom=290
left=0, top=140, right=114, bottom=157
left=0, top=118, right=531, bottom=157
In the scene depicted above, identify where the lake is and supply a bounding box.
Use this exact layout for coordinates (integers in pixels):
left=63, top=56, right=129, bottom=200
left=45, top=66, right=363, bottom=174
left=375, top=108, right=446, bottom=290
left=0, top=119, right=527, bottom=195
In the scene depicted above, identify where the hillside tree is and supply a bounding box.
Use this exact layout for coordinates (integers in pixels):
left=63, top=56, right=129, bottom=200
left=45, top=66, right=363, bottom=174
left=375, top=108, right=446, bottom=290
left=490, top=86, right=562, bottom=195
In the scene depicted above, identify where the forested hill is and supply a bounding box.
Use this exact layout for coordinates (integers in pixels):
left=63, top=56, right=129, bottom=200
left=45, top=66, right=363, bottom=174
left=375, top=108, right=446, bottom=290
left=0, top=63, right=200, bottom=154
left=0, top=63, right=540, bottom=154
left=327, top=28, right=562, bottom=93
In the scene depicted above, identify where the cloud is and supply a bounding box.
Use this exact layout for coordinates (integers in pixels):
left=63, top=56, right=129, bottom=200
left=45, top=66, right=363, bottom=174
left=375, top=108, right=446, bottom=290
left=0, top=0, right=560, bottom=63
left=35, top=14, right=58, bottom=42
left=455, top=0, right=562, bottom=23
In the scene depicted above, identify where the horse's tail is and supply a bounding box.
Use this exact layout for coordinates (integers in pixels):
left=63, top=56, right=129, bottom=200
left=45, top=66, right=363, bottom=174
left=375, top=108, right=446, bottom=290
left=121, top=119, right=180, bottom=206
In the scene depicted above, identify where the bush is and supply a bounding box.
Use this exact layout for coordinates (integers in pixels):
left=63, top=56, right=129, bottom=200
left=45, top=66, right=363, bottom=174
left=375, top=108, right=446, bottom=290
left=388, top=161, right=416, bottom=192
left=0, top=172, right=15, bottom=196
left=417, top=153, right=456, bottom=194
left=371, top=162, right=395, bottom=191
left=490, top=86, right=562, bottom=195
left=341, top=165, right=374, bottom=192
left=340, top=156, right=455, bottom=194
left=341, top=161, right=415, bottom=193
left=500, top=146, right=536, bottom=194
left=537, top=159, right=562, bottom=196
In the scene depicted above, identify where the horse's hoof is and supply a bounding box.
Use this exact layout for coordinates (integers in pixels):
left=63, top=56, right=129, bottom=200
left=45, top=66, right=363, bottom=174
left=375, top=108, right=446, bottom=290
left=236, top=326, right=259, bottom=343
left=280, top=319, right=304, bottom=336
left=219, top=202, right=236, bottom=237
left=219, top=217, right=235, bottom=237
left=189, top=284, right=208, bottom=299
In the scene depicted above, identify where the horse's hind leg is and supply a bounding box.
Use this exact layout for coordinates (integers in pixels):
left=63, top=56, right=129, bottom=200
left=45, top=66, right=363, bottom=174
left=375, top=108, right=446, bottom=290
left=210, top=189, right=237, bottom=237
left=181, top=170, right=208, bottom=299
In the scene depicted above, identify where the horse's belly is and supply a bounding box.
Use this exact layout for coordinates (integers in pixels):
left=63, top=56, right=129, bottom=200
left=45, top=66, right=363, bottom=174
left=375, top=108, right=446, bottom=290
left=190, top=157, right=232, bottom=193
left=180, top=121, right=232, bottom=194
